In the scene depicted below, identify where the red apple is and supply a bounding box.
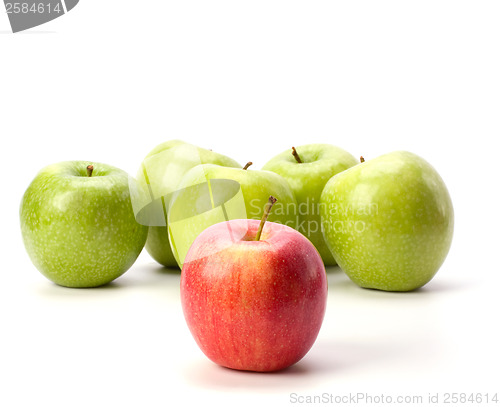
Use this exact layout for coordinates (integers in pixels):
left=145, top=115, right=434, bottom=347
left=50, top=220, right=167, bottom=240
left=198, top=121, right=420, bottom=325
left=180, top=202, right=327, bottom=372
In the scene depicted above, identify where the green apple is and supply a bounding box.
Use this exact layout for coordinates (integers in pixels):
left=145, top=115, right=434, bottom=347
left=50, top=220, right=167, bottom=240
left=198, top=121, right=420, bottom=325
left=20, top=161, right=148, bottom=288
left=135, top=140, right=241, bottom=268
left=262, top=144, right=358, bottom=265
left=320, top=151, right=454, bottom=291
left=167, top=163, right=298, bottom=267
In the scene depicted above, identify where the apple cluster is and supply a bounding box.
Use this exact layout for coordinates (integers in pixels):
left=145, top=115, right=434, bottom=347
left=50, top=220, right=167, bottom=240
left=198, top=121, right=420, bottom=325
left=19, top=140, right=453, bottom=372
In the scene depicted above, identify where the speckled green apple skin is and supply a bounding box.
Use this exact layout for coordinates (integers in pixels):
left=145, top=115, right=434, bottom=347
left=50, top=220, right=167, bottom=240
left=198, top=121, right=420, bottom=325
left=320, top=151, right=454, bottom=291
left=20, top=161, right=148, bottom=288
left=262, top=144, right=358, bottom=266
left=174, top=164, right=298, bottom=227
left=138, top=140, right=241, bottom=268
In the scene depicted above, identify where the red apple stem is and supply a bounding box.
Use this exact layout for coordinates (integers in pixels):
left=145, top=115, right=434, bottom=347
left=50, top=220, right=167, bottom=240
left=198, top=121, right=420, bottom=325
left=243, top=162, right=253, bottom=170
left=255, top=196, right=278, bottom=241
left=360, top=156, right=365, bottom=163
left=292, top=147, right=302, bottom=163
left=87, top=165, right=94, bottom=177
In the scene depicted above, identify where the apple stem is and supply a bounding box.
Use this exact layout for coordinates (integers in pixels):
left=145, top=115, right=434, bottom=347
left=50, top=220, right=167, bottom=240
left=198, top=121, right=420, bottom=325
left=255, top=196, right=278, bottom=241
left=87, top=165, right=94, bottom=177
left=360, top=156, right=365, bottom=163
left=292, top=147, right=302, bottom=163
left=243, top=162, right=253, bottom=170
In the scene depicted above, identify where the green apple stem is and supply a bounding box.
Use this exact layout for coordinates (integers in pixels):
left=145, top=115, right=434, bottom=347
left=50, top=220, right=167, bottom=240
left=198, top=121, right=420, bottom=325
left=243, top=162, right=253, bottom=170
left=360, top=156, right=365, bottom=163
left=255, top=196, right=278, bottom=241
left=292, top=147, right=302, bottom=163
left=87, top=165, right=94, bottom=177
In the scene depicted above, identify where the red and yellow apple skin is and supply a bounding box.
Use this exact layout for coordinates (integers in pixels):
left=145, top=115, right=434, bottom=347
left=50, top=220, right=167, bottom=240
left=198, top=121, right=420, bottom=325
left=180, top=219, right=327, bottom=372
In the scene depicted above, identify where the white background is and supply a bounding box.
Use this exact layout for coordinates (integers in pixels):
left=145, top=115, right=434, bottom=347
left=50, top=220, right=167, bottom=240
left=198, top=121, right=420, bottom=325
left=1, top=1, right=499, bottom=406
